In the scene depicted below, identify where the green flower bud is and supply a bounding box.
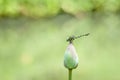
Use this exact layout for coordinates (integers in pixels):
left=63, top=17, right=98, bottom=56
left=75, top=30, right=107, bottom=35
left=64, top=43, right=78, bottom=69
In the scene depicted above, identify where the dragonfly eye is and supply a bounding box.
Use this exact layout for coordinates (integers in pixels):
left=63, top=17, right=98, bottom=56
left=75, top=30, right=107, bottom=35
left=66, top=36, right=75, bottom=43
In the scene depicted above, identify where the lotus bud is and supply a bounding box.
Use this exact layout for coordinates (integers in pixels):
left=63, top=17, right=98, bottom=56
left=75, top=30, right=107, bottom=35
left=64, top=43, right=78, bottom=69
left=64, top=34, right=89, bottom=80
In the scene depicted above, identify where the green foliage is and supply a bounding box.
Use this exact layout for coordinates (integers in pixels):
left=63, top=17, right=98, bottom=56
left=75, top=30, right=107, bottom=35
left=104, top=0, right=120, bottom=12
left=0, top=0, right=120, bottom=17
left=0, top=0, right=20, bottom=17
left=20, top=0, right=60, bottom=17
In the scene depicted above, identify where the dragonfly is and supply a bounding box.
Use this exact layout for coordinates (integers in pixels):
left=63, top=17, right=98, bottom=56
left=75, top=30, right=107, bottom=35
left=66, top=33, right=90, bottom=43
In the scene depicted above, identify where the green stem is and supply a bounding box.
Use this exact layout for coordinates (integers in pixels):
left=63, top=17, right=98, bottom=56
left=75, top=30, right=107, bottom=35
left=69, top=69, right=72, bottom=80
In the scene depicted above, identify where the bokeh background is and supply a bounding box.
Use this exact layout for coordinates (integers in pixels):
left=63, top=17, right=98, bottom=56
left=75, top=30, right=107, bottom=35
left=0, top=0, right=120, bottom=80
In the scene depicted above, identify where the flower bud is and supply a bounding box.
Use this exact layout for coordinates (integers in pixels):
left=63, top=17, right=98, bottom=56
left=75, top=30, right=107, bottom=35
left=64, top=43, right=78, bottom=69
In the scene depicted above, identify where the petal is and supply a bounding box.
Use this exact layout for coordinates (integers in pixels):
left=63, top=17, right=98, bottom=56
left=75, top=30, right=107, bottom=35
left=64, top=43, right=78, bottom=69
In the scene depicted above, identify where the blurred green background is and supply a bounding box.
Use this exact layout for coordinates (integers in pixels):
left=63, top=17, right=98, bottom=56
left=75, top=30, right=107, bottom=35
left=0, top=0, right=120, bottom=17
left=0, top=0, right=120, bottom=80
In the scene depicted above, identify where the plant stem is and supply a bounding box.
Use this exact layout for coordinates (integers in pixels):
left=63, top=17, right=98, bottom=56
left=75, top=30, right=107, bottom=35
left=69, top=69, right=72, bottom=80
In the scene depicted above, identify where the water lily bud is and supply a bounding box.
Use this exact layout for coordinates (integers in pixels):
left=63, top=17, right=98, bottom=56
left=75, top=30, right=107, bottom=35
left=64, top=43, right=78, bottom=69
